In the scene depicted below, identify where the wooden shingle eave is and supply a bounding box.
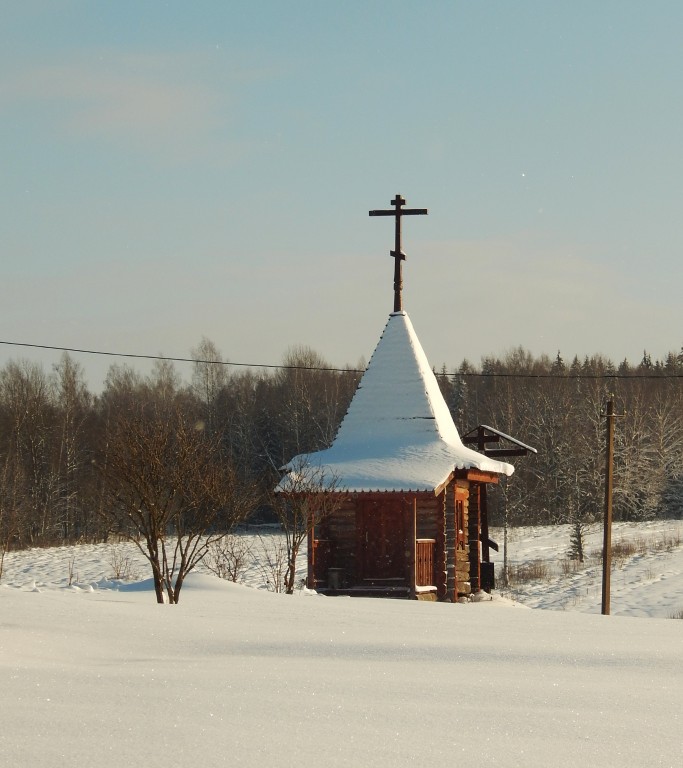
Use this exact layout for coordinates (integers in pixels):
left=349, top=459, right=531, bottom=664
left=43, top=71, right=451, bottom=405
left=433, top=470, right=455, bottom=497
left=339, top=489, right=441, bottom=501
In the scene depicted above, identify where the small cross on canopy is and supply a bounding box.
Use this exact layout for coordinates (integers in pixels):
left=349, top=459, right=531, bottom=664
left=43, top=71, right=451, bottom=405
left=369, top=194, right=428, bottom=312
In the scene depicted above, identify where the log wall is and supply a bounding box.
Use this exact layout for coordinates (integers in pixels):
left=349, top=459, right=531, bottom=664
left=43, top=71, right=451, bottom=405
left=310, top=484, right=475, bottom=600
left=454, top=479, right=471, bottom=598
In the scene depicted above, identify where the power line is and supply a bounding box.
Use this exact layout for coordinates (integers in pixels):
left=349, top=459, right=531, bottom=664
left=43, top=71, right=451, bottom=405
left=0, top=340, right=359, bottom=374
left=445, top=370, right=683, bottom=380
left=1, top=339, right=682, bottom=380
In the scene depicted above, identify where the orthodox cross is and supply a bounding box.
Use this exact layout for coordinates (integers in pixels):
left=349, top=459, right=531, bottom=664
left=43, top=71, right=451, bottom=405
left=369, top=194, right=428, bottom=312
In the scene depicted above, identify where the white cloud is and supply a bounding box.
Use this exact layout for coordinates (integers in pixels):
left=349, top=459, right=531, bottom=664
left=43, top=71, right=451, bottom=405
left=1, top=50, right=255, bottom=165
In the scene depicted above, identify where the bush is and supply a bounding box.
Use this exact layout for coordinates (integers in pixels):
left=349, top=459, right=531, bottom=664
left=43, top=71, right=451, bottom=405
left=506, top=559, right=550, bottom=585
left=205, top=535, right=253, bottom=583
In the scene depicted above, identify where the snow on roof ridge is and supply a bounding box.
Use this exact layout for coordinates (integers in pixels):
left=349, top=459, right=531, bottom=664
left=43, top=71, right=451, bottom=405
left=279, top=311, right=514, bottom=492
left=331, top=311, right=461, bottom=449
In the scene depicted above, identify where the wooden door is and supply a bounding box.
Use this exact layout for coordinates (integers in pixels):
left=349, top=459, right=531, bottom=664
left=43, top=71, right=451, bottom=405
left=358, top=500, right=406, bottom=580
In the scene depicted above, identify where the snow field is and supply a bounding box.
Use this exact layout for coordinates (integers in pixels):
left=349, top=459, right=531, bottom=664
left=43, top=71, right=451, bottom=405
left=493, top=519, right=683, bottom=618
left=1, top=521, right=682, bottom=768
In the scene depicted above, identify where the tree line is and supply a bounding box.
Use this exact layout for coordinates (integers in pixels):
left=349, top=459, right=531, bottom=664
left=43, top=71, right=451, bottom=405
left=438, top=347, right=683, bottom=541
left=1, top=339, right=682, bottom=563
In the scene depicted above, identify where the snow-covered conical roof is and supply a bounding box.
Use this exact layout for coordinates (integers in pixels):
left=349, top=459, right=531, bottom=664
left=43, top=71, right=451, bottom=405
left=279, top=311, right=513, bottom=493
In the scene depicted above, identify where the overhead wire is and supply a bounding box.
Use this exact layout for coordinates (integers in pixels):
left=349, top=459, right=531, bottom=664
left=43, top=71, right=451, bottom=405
left=1, top=339, right=682, bottom=380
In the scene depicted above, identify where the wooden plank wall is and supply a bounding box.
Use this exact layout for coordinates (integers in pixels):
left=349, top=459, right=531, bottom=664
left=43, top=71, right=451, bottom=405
left=321, top=499, right=357, bottom=584
left=311, top=490, right=471, bottom=599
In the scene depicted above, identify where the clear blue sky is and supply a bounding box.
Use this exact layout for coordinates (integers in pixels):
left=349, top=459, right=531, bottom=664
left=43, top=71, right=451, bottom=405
left=2, top=1, right=682, bottom=388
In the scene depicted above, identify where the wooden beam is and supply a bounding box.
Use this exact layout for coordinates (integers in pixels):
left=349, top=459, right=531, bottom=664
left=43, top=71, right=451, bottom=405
left=462, top=434, right=501, bottom=445
left=455, top=469, right=500, bottom=484
left=475, top=448, right=532, bottom=457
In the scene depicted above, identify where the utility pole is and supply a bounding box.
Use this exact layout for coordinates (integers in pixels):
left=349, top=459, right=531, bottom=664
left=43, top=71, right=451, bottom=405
left=601, top=396, right=617, bottom=615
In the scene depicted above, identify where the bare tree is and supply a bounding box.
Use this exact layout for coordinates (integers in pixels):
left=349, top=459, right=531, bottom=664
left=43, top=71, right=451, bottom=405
left=97, top=399, right=257, bottom=603
left=274, top=457, right=344, bottom=594
left=0, top=360, right=56, bottom=545
left=0, top=453, right=26, bottom=580
left=191, top=337, right=229, bottom=434
left=274, top=346, right=359, bottom=463
left=52, top=353, right=93, bottom=541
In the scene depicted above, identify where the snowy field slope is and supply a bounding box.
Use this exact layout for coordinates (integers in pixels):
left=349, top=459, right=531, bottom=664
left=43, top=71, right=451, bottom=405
left=493, top=519, right=683, bottom=618
left=1, top=522, right=682, bottom=768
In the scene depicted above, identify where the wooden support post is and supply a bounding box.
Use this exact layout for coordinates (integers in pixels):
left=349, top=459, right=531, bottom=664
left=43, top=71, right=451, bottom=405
left=480, top=484, right=490, bottom=563
left=468, top=484, right=481, bottom=593
left=502, top=483, right=509, bottom=588
left=437, top=489, right=448, bottom=600
left=308, top=520, right=315, bottom=589
left=454, top=483, right=470, bottom=599
left=601, top=397, right=616, bottom=615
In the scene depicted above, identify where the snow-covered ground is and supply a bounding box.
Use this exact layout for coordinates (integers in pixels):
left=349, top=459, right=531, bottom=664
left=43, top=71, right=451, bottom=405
left=493, top=519, right=683, bottom=619
left=1, top=521, right=682, bottom=767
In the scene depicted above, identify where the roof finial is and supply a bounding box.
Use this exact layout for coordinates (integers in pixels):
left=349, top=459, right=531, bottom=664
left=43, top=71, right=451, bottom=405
left=369, top=194, right=428, bottom=312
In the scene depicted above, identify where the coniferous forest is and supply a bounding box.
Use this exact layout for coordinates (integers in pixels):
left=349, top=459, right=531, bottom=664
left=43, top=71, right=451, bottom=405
left=1, top=339, right=682, bottom=554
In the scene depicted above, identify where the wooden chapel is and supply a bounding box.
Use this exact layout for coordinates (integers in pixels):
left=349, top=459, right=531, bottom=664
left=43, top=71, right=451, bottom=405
left=276, top=195, right=515, bottom=601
